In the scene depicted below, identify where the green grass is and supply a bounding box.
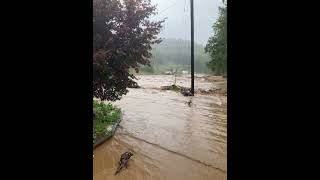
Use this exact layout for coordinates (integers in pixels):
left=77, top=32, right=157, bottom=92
left=93, top=100, right=121, bottom=145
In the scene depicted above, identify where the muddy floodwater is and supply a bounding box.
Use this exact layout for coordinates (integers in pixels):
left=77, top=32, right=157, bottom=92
left=93, top=75, right=227, bottom=180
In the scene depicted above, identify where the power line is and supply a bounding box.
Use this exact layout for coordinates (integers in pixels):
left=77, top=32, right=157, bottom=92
left=184, top=0, right=188, bottom=12
left=151, top=0, right=178, bottom=18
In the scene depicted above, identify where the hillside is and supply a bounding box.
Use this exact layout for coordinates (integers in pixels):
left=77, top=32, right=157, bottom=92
left=139, top=39, right=212, bottom=74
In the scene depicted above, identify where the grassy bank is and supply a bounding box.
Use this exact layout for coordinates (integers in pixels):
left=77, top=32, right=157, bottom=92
left=93, top=100, right=121, bottom=145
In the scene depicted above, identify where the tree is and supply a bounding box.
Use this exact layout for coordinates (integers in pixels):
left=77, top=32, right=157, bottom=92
left=205, top=1, right=227, bottom=75
left=93, top=0, right=164, bottom=101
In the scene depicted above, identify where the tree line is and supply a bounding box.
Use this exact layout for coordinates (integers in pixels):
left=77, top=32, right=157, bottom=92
left=140, top=38, right=211, bottom=74
left=205, top=0, right=227, bottom=76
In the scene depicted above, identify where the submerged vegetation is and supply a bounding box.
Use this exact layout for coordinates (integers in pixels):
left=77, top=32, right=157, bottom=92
left=161, top=84, right=181, bottom=92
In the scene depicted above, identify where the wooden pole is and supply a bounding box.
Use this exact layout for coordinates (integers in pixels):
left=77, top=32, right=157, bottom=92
left=190, top=0, right=194, bottom=95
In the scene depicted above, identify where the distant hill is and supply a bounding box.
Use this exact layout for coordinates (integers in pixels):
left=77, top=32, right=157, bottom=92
left=139, top=38, right=212, bottom=74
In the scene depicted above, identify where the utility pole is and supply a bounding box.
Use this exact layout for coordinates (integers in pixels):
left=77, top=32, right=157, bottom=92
left=190, top=0, right=195, bottom=95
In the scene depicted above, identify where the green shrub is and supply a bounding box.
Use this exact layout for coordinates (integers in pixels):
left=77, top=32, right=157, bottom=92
left=93, top=100, right=121, bottom=145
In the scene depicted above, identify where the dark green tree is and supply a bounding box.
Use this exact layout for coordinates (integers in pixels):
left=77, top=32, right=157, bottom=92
left=205, top=1, right=227, bottom=75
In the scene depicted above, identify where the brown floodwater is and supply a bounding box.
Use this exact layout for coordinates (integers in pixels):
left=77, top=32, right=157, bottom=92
left=93, top=75, right=227, bottom=180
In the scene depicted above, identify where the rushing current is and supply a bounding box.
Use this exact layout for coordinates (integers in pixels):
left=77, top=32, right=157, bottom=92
left=93, top=75, right=227, bottom=180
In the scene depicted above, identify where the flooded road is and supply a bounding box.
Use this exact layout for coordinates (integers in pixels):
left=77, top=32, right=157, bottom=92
left=93, top=75, right=227, bottom=180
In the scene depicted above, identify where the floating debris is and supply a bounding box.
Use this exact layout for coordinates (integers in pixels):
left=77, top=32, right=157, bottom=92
left=114, top=151, right=134, bottom=175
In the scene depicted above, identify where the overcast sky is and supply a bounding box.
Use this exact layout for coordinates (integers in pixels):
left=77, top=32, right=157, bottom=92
left=150, top=0, right=223, bottom=45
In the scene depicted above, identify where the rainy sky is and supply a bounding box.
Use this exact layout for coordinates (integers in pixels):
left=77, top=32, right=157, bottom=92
left=150, top=0, right=224, bottom=45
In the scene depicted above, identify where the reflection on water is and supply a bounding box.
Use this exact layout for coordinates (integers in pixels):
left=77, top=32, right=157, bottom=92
left=93, top=75, right=227, bottom=180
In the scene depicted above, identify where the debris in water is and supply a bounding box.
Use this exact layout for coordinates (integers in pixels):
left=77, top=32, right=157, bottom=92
left=185, top=99, right=192, bottom=107
left=128, top=83, right=141, bottom=88
left=114, top=151, right=134, bottom=175
left=181, top=88, right=192, bottom=96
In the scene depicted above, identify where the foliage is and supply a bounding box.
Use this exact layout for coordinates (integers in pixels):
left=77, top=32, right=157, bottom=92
left=93, top=0, right=165, bottom=101
left=205, top=1, right=227, bottom=75
left=161, top=84, right=182, bottom=92
left=93, top=100, right=120, bottom=123
left=93, top=100, right=121, bottom=144
left=169, top=84, right=180, bottom=92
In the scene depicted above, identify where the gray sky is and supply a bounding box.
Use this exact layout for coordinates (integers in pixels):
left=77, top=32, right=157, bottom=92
left=151, top=0, right=223, bottom=45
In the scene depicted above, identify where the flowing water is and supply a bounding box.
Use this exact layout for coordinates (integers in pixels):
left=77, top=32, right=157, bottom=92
left=93, top=75, right=227, bottom=180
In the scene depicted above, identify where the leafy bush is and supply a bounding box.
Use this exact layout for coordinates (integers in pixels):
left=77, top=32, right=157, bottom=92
left=93, top=100, right=121, bottom=145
